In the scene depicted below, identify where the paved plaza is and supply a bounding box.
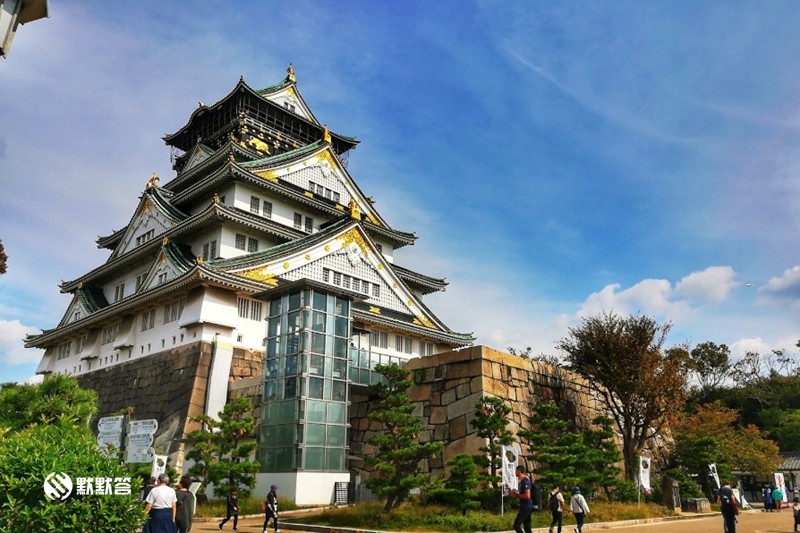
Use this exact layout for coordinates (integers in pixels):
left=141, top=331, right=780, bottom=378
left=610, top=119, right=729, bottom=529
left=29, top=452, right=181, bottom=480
left=189, top=509, right=798, bottom=533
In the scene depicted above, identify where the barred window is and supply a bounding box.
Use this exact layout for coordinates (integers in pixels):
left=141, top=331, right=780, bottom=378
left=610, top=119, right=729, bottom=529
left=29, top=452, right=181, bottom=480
left=235, top=233, right=246, bottom=250
left=262, top=201, right=273, bottom=219
left=113, top=283, right=125, bottom=302
left=395, top=335, right=412, bottom=354
left=141, top=309, right=156, bottom=331
left=304, top=216, right=313, bottom=233
left=372, top=284, right=380, bottom=297
left=163, top=298, right=185, bottom=324
left=421, top=341, right=435, bottom=356
left=101, top=323, right=120, bottom=345
left=250, top=196, right=260, bottom=214
left=56, top=342, right=71, bottom=360
left=237, top=297, right=263, bottom=321
left=294, top=213, right=303, bottom=230
left=371, top=331, right=388, bottom=349
left=135, top=273, right=147, bottom=291
left=247, top=237, right=259, bottom=253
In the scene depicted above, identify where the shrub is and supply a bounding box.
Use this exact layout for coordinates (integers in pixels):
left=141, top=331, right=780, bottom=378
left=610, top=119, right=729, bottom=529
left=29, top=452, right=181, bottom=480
left=0, top=424, right=145, bottom=533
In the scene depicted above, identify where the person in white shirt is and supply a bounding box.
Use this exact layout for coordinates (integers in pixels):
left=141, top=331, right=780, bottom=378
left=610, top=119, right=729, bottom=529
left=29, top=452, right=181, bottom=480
left=569, top=486, right=590, bottom=533
left=144, top=474, right=177, bottom=533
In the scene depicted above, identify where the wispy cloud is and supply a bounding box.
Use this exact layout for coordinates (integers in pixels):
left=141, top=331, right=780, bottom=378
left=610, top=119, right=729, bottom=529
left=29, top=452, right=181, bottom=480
left=759, top=266, right=800, bottom=308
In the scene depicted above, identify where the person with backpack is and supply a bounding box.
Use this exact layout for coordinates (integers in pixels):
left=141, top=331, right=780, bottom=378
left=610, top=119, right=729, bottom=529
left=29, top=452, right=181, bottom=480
left=548, top=485, right=566, bottom=533
left=509, top=465, right=533, bottom=533
left=718, top=481, right=738, bottom=533
left=175, top=475, right=193, bottom=533
left=568, top=486, right=590, bottom=533
left=262, top=484, right=279, bottom=533
left=764, top=484, right=775, bottom=512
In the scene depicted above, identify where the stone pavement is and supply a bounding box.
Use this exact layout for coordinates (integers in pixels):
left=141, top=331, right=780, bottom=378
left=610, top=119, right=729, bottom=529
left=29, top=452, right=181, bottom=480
left=190, top=509, right=796, bottom=533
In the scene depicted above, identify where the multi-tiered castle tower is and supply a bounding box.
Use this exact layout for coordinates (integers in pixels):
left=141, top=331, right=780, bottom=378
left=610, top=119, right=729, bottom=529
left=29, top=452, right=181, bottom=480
left=28, top=66, right=473, bottom=502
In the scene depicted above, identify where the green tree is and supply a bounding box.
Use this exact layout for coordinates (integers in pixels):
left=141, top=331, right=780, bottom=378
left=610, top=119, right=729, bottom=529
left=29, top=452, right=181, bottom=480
left=364, top=363, right=444, bottom=511
left=581, top=415, right=623, bottom=499
left=0, top=239, right=7, bottom=274
left=186, top=397, right=260, bottom=497
left=0, top=374, right=97, bottom=431
left=428, top=453, right=482, bottom=515
left=518, top=402, right=590, bottom=489
left=557, top=312, right=689, bottom=481
left=470, top=396, right=514, bottom=488
left=688, top=341, right=731, bottom=394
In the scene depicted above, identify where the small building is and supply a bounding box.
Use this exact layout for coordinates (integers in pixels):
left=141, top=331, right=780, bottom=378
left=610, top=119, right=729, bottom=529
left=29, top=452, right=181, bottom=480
left=0, top=0, right=48, bottom=58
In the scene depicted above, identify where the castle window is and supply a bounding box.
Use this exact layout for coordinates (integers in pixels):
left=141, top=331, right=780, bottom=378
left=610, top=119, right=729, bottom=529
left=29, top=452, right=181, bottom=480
left=163, top=298, right=185, bottom=324
left=250, top=196, right=260, bottom=214
left=262, top=201, right=273, bottom=219
left=304, top=217, right=314, bottom=233
left=135, top=229, right=155, bottom=246
left=421, top=341, right=434, bottom=356
left=247, top=237, right=259, bottom=253
left=141, top=309, right=156, bottom=331
left=293, top=213, right=303, bottom=230
left=75, top=335, right=86, bottom=354
left=371, top=331, right=388, bottom=349
left=395, top=335, right=412, bottom=354
left=235, top=233, right=246, bottom=250
left=113, top=283, right=125, bottom=302
left=372, top=284, right=380, bottom=298
left=157, top=273, right=168, bottom=285
left=101, top=323, right=120, bottom=345
left=135, top=273, right=147, bottom=291
left=56, top=342, right=71, bottom=360
left=202, top=240, right=217, bottom=261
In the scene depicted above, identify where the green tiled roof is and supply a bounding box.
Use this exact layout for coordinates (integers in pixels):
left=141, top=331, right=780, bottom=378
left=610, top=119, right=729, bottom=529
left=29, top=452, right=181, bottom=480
left=257, top=79, right=293, bottom=95
left=239, top=140, right=325, bottom=169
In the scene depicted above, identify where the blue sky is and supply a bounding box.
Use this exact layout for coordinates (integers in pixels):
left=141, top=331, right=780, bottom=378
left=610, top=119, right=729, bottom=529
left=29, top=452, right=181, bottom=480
left=1, top=1, right=798, bottom=384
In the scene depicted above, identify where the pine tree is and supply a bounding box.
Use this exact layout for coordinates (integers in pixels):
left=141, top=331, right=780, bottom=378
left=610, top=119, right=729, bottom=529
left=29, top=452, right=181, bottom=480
left=470, top=396, right=515, bottom=488
left=364, top=363, right=444, bottom=511
left=186, top=397, right=260, bottom=497
left=581, top=415, right=623, bottom=499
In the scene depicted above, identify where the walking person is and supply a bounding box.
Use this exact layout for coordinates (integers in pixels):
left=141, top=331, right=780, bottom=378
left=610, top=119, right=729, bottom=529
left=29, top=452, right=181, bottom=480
left=175, top=475, right=193, bottom=533
left=773, top=484, right=785, bottom=512
left=262, top=484, right=280, bottom=533
left=219, top=486, right=239, bottom=531
left=792, top=496, right=800, bottom=532
left=718, top=480, right=739, bottom=533
left=144, top=474, right=177, bottom=533
left=509, top=465, right=533, bottom=533
left=548, top=485, right=566, bottom=533
left=765, top=484, right=775, bottom=512
left=569, top=487, right=590, bottom=533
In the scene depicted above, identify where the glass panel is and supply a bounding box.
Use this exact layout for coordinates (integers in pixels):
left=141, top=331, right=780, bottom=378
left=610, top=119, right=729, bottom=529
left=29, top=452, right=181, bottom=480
left=284, top=354, right=297, bottom=377
left=288, top=291, right=302, bottom=311
left=360, top=369, right=370, bottom=384
left=323, top=378, right=332, bottom=400
left=335, top=317, right=348, bottom=337
left=313, top=291, right=326, bottom=311
left=370, top=352, right=380, bottom=370
left=334, top=337, right=347, bottom=359
left=265, top=358, right=278, bottom=379
left=269, top=298, right=281, bottom=317
left=267, top=337, right=280, bottom=358
left=305, top=447, right=325, bottom=471
left=295, top=448, right=303, bottom=470
left=309, top=354, right=324, bottom=376
left=308, top=377, right=324, bottom=399
left=370, top=371, right=381, bottom=385
left=306, top=400, right=326, bottom=422
left=312, top=333, right=326, bottom=354
left=306, top=424, right=326, bottom=445
left=331, top=380, right=346, bottom=402
left=335, top=297, right=349, bottom=316
left=287, top=311, right=302, bottom=333
left=268, top=317, right=281, bottom=337
left=303, top=289, right=311, bottom=308
left=327, top=425, right=345, bottom=447
left=262, top=424, right=276, bottom=446
left=359, top=349, right=369, bottom=368
left=328, top=402, right=346, bottom=424
left=349, top=366, right=358, bottom=382
left=286, top=333, right=300, bottom=354
left=312, top=311, right=326, bottom=332
left=284, top=377, right=297, bottom=399
left=276, top=424, right=294, bottom=447
left=275, top=447, right=292, bottom=472
left=279, top=400, right=296, bottom=423
left=348, top=345, right=358, bottom=366
left=265, top=380, right=278, bottom=401
left=332, top=358, right=346, bottom=379
left=327, top=448, right=346, bottom=471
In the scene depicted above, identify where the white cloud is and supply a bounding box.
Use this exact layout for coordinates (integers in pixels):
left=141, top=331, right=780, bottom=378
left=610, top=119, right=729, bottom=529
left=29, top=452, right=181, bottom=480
left=675, top=266, right=738, bottom=302
left=0, top=320, right=42, bottom=366
left=729, top=337, right=774, bottom=359
left=758, top=265, right=800, bottom=308
left=577, top=279, right=691, bottom=320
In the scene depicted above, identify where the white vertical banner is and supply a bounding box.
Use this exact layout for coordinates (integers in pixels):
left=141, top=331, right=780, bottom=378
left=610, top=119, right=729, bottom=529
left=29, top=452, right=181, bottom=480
left=775, top=472, right=787, bottom=509
left=150, top=454, right=168, bottom=479
left=639, top=456, right=651, bottom=492
left=501, top=445, right=520, bottom=493
left=709, top=463, right=720, bottom=489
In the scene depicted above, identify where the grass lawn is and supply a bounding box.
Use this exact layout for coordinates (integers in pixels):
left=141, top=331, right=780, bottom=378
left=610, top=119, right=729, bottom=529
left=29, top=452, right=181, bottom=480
left=288, top=501, right=675, bottom=532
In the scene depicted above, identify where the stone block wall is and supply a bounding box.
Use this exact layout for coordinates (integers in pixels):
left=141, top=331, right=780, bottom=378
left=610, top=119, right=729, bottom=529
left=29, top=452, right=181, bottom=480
left=349, top=345, right=612, bottom=479
left=77, top=341, right=213, bottom=461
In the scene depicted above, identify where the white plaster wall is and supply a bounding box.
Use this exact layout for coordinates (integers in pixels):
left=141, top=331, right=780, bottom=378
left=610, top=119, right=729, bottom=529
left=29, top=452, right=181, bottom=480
left=252, top=472, right=349, bottom=505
